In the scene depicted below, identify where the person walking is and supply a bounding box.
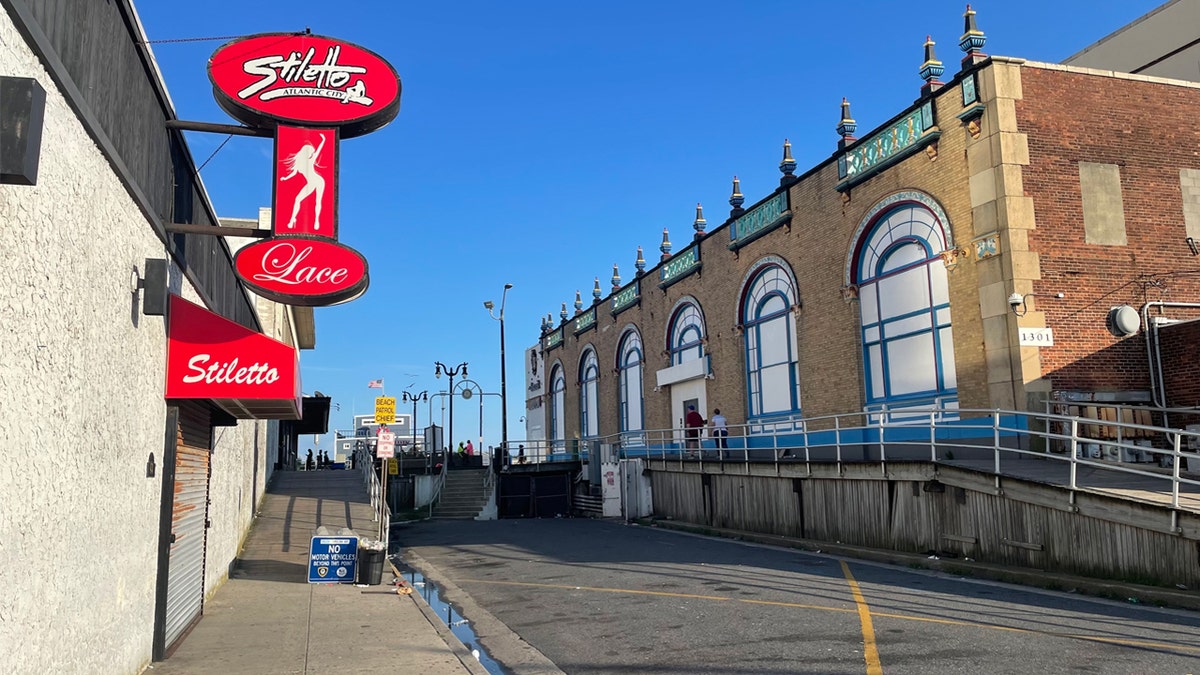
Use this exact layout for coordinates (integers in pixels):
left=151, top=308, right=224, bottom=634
left=684, top=405, right=706, bottom=452
left=710, top=408, right=728, bottom=452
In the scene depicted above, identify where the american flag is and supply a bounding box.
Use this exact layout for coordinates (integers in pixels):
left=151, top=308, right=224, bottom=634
left=367, top=379, right=383, bottom=389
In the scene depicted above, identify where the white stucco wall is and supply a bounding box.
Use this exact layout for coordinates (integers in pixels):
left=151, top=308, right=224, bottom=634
left=205, top=419, right=268, bottom=594
left=0, top=9, right=274, bottom=674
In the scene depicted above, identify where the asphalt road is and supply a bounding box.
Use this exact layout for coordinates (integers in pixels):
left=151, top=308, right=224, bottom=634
left=394, top=519, right=1200, bottom=675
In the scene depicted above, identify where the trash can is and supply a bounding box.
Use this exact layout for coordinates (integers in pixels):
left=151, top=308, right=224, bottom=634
left=356, top=546, right=385, bottom=585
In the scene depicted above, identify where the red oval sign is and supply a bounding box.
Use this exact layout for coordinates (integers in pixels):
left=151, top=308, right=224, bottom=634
left=235, top=237, right=369, bottom=306
left=208, top=33, right=401, bottom=137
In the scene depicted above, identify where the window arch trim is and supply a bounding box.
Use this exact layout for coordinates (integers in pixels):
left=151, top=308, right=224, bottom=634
left=844, top=190, right=953, bottom=287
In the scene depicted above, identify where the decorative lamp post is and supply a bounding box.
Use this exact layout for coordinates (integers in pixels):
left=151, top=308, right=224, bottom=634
left=434, top=361, right=467, bottom=462
left=484, top=283, right=513, bottom=458
left=401, top=390, right=428, bottom=452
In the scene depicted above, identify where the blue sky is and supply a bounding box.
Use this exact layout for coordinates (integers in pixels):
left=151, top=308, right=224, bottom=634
left=136, top=1, right=1162, bottom=455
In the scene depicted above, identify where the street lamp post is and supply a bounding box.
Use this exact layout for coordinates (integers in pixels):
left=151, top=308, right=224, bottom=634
left=401, top=390, right=427, bottom=475
left=434, top=361, right=467, bottom=463
left=484, top=283, right=513, bottom=459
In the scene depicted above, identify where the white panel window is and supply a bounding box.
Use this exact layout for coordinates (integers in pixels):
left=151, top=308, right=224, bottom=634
left=930, top=262, right=950, bottom=306
left=884, top=314, right=932, bottom=339
left=550, top=367, right=565, bottom=451
left=759, top=321, right=790, bottom=367
left=743, top=264, right=801, bottom=419
left=759, top=364, right=792, bottom=413
left=878, top=266, right=930, bottom=319
left=868, top=344, right=885, bottom=397
left=939, top=326, right=957, bottom=388
left=618, top=330, right=644, bottom=434
left=855, top=201, right=958, bottom=407
left=670, top=303, right=706, bottom=365
left=859, top=284, right=879, bottom=324
left=886, top=333, right=937, bottom=396
left=580, top=350, right=599, bottom=438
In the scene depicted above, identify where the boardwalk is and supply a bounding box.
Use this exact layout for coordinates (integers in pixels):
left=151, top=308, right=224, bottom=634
left=944, top=456, right=1200, bottom=512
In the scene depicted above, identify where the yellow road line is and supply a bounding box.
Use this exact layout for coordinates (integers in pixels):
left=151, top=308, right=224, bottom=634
left=458, top=577, right=1200, bottom=655
left=840, top=561, right=883, bottom=675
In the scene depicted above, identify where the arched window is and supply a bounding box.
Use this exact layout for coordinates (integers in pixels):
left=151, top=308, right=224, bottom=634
left=853, top=200, right=957, bottom=410
left=579, top=348, right=599, bottom=438
left=668, top=302, right=705, bottom=365
left=617, top=329, right=644, bottom=438
left=742, top=263, right=801, bottom=418
left=549, top=364, right=565, bottom=451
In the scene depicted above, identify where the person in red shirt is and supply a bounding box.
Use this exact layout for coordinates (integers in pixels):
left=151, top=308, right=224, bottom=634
left=684, top=405, right=706, bottom=451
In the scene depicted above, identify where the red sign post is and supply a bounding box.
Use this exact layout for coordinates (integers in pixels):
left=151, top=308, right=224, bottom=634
left=208, top=32, right=400, bottom=307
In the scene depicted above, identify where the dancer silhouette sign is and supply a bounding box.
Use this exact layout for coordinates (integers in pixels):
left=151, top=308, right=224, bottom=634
left=273, top=126, right=337, bottom=237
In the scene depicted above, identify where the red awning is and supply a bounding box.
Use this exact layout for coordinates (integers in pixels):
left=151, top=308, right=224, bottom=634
left=165, top=294, right=302, bottom=420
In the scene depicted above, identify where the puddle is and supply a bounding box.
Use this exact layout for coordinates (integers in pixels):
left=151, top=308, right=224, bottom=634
left=393, top=563, right=510, bottom=675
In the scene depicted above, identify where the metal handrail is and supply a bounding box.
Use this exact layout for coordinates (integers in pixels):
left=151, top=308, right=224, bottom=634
left=427, top=456, right=449, bottom=518
left=507, top=406, right=1200, bottom=516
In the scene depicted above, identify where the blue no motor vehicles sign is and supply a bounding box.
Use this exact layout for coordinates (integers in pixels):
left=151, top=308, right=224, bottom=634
left=308, top=536, right=358, bottom=583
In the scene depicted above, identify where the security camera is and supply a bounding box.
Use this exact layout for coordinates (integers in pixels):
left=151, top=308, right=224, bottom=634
left=1007, top=292, right=1023, bottom=309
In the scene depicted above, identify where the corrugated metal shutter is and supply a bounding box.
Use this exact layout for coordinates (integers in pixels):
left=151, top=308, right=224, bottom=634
left=164, top=402, right=212, bottom=649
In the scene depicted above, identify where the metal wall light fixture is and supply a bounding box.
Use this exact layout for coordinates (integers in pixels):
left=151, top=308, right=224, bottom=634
left=1008, top=291, right=1064, bottom=317
left=132, top=258, right=168, bottom=316
left=0, top=76, right=47, bottom=186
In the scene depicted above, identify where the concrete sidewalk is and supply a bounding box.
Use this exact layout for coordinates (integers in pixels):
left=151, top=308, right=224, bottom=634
left=147, top=470, right=486, bottom=675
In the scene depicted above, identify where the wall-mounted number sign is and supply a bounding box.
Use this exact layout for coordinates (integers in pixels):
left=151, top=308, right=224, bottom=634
left=1019, top=327, right=1054, bottom=347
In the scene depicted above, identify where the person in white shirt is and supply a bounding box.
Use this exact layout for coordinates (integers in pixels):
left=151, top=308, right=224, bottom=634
left=710, top=409, right=728, bottom=450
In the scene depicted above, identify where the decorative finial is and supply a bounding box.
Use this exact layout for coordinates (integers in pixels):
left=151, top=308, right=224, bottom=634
left=836, top=97, right=857, bottom=140
left=540, top=315, right=549, bottom=334
left=660, top=228, right=672, bottom=261
left=635, top=246, right=646, bottom=275
left=560, top=302, right=568, bottom=321
left=729, top=175, right=745, bottom=217
left=779, top=139, right=797, bottom=186
left=574, top=290, right=583, bottom=313
left=592, top=277, right=602, bottom=301
left=919, top=35, right=945, bottom=93
left=612, top=264, right=621, bottom=290
left=692, top=203, right=707, bottom=236
left=959, top=4, right=988, bottom=66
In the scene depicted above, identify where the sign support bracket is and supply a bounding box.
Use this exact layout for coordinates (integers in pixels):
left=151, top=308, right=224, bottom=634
left=165, top=222, right=270, bottom=238
left=166, top=119, right=273, bottom=138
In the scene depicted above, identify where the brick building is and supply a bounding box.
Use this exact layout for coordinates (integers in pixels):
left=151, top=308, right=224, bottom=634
left=531, top=6, right=1200, bottom=454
